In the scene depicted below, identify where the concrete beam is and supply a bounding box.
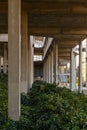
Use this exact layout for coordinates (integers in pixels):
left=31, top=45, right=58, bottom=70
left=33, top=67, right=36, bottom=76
left=23, top=2, right=87, bottom=14
left=62, top=27, right=87, bottom=35
left=59, top=49, right=71, bottom=53
left=58, top=44, right=78, bottom=48
left=59, top=53, right=70, bottom=57
left=34, top=47, right=43, bottom=55
left=59, top=57, right=70, bottom=60
left=29, top=26, right=87, bottom=36
left=29, top=14, right=87, bottom=28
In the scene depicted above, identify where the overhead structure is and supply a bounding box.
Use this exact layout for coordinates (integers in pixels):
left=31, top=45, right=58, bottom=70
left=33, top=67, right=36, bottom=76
left=0, top=0, right=87, bottom=120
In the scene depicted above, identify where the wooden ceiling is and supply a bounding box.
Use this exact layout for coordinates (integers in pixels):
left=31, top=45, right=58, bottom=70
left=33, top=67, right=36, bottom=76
left=0, top=0, right=87, bottom=59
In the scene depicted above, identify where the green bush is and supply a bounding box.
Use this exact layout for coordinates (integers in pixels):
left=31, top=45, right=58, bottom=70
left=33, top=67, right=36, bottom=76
left=1, top=76, right=87, bottom=129
left=0, top=73, right=8, bottom=84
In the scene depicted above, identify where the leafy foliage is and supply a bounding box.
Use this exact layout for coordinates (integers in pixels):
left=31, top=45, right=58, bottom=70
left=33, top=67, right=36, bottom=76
left=0, top=74, right=8, bottom=129
left=1, top=78, right=87, bottom=129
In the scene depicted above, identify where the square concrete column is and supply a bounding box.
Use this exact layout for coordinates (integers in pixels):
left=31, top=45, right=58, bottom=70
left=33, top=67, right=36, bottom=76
left=47, top=59, right=49, bottom=82
left=0, top=56, right=1, bottom=73
left=50, top=52, right=52, bottom=83
left=43, top=62, right=45, bottom=81
left=51, top=50, right=54, bottom=83
left=70, top=49, right=76, bottom=91
left=45, top=62, right=47, bottom=82
left=47, top=57, right=49, bottom=83
left=3, top=43, right=8, bottom=74
left=78, top=43, right=82, bottom=93
left=43, top=62, right=46, bottom=81
left=21, top=10, right=29, bottom=93
left=28, top=36, right=34, bottom=89
left=56, top=43, right=59, bottom=84
left=8, top=0, right=21, bottom=121
left=47, top=56, right=51, bottom=83
left=86, top=39, right=87, bottom=87
left=48, top=55, right=51, bottom=83
left=44, top=61, right=46, bottom=82
left=43, top=63, right=45, bottom=81
left=46, top=59, right=48, bottom=82
left=53, top=42, right=58, bottom=84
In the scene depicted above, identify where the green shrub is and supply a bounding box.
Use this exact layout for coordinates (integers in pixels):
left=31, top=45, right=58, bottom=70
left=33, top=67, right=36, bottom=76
left=1, top=75, right=87, bottom=129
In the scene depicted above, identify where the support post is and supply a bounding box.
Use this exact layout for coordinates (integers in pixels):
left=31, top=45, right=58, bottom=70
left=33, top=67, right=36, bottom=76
left=28, top=36, right=34, bottom=89
left=0, top=56, right=1, bottom=73
left=3, top=43, right=8, bottom=74
left=86, top=39, right=87, bottom=87
left=8, top=0, right=21, bottom=121
left=78, top=43, right=82, bottom=93
left=53, top=42, right=58, bottom=84
left=51, top=50, right=54, bottom=83
left=70, top=49, right=76, bottom=91
left=43, top=62, right=45, bottom=81
left=21, top=10, right=29, bottom=93
left=48, top=55, right=51, bottom=83
left=46, top=58, right=49, bottom=82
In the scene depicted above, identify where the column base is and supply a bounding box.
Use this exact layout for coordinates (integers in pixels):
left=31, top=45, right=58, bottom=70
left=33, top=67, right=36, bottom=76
left=8, top=82, right=20, bottom=121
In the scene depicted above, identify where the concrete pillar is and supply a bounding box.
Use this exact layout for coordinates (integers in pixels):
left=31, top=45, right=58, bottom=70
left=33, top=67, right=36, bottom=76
left=28, top=36, right=34, bottom=89
left=3, top=43, right=8, bottom=74
left=54, top=42, right=58, bottom=84
left=78, top=43, right=82, bottom=93
left=21, top=10, right=29, bottom=93
left=56, top=43, right=59, bottom=84
left=43, top=62, right=45, bottom=81
left=70, top=49, right=76, bottom=91
left=48, top=55, right=51, bottom=83
left=49, top=53, right=51, bottom=83
left=86, top=39, right=87, bottom=87
left=46, top=59, right=48, bottom=82
left=51, top=50, right=54, bottom=83
left=43, top=62, right=46, bottom=82
left=74, top=54, right=76, bottom=89
left=45, top=60, right=47, bottom=82
left=46, top=58, right=48, bottom=82
left=8, top=0, right=21, bottom=121
left=48, top=56, right=51, bottom=83
left=0, top=56, right=1, bottom=73
left=47, top=55, right=50, bottom=83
